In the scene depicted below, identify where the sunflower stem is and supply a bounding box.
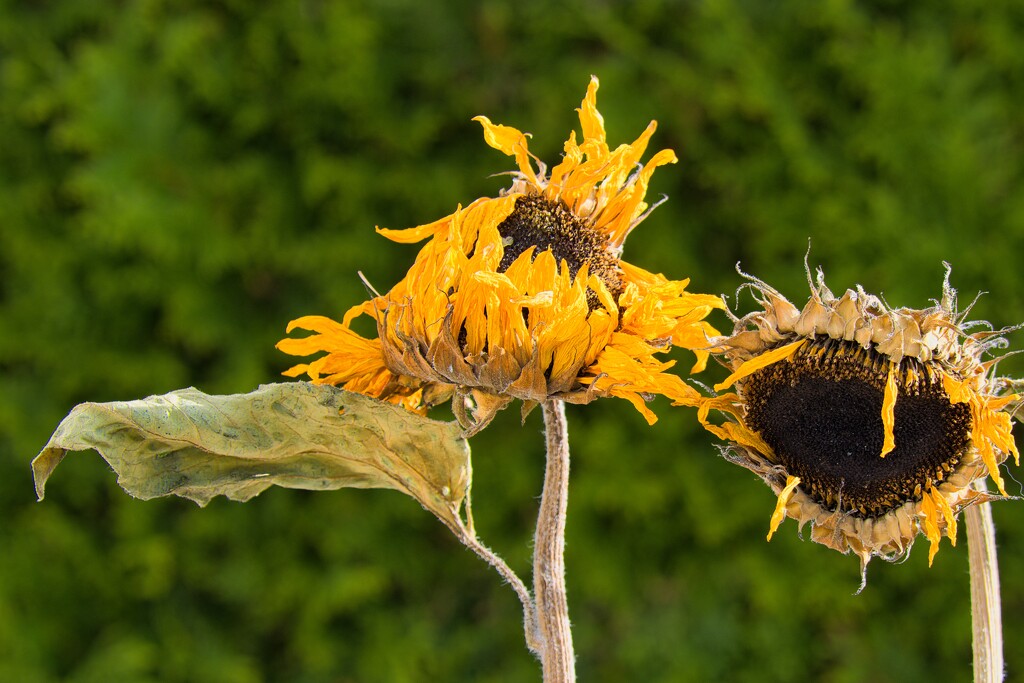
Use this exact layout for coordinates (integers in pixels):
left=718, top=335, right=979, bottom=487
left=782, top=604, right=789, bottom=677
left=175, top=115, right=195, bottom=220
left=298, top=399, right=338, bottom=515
left=966, top=490, right=1003, bottom=683
left=535, top=400, right=576, bottom=683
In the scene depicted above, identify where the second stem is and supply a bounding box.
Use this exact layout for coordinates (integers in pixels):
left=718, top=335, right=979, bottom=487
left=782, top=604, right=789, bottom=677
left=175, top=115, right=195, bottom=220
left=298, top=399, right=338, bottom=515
left=966, top=492, right=1003, bottom=683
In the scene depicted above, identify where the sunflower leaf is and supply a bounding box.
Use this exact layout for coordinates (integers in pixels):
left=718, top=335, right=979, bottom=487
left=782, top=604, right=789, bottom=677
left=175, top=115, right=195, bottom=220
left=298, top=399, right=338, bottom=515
left=31, top=382, right=471, bottom=528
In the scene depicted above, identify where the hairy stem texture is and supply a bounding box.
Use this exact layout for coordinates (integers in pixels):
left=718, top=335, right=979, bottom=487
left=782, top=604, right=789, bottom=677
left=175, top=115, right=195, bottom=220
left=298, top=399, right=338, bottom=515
left=535, top=400, right=575, bottom=683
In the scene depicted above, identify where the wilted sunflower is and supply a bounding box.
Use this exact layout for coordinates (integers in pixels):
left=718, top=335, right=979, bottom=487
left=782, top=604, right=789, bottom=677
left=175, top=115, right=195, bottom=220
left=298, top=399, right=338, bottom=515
left=699, top=265, right=1020, bottom=571
left=278, top=77, right=723, bottom=433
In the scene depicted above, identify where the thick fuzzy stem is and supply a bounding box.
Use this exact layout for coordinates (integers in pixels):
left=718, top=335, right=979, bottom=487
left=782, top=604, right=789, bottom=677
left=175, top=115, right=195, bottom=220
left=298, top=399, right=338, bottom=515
left=966, top=494, right=1003, bottom=683
left=534, top=400, right=575, bottom=682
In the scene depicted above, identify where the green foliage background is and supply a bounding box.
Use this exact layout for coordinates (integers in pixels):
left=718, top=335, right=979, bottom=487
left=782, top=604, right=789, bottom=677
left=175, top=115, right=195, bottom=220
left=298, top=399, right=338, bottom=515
left=3, top=1, right=1023, bottom=681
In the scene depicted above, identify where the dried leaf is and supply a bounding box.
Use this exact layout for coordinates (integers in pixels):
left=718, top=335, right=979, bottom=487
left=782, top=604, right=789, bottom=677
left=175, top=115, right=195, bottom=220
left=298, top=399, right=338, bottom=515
left=32, top=382, right=471, bottom=528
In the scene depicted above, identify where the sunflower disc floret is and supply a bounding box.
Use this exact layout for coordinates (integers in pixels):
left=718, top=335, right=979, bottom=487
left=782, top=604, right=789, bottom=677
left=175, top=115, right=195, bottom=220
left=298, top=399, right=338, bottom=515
left=278, top=77, right=723, bottom=433
left=700, top=265, right=1020, bottom=570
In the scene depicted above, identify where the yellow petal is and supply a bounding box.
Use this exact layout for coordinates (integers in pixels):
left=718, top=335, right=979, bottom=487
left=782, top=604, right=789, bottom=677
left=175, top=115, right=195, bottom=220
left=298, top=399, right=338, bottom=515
left=473, top=116, right=538, bottom=185
left=376, top=196, right=502, bottom=245
left=930, top=487, right=957, bottom=547
left=547, top=131, right=583, bottom=195
left=603, top=146, right=678, bottom=247
left=879, top=364, right=898, bottom=458
left=577, top=76, right=608, bottom=156
left=282, top=363, right=311, bottom=378
left=714, top=340, right=804, bottom=392
left=376, top=211, right=456, bottom=244
left=611, top=389, right=659, bottom=425
left=942, top=373, right=973, bottom=404
left=972, top=401, right=1011, bottom=496
left=697, top=394, right=743, bottom=426
left=985, top=393, right=1019, bottom=411
left=767, top=476, right=801, bottom=541
left=284, top=314, right=349, bottom=336
left=920, top=490, right=942, bottom=567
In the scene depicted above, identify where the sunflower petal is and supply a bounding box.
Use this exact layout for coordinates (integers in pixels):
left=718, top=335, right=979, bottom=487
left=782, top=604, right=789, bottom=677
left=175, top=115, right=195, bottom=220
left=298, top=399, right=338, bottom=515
left=768, top=476, right=801, bottom=541
left=919, top=491, right=942, bottom=566
left=930, top=487, right=957, bottom=547
left=713, top=340, right=804, bottom=392
left=473, top=116, right=537, bottom=186
left=879, top=364, right=898, bottom=458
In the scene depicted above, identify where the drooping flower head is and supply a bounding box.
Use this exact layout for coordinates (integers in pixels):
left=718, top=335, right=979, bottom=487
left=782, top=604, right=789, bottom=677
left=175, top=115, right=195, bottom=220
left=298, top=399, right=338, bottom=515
left=278, top=77, right=723, bottom=433
left=700, top=264, right=1020, bottom=572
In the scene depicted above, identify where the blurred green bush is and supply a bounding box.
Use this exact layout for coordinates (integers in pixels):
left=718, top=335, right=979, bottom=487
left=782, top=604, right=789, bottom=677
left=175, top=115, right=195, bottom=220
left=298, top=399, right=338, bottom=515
left=2, top=1, right=1022, bottom=681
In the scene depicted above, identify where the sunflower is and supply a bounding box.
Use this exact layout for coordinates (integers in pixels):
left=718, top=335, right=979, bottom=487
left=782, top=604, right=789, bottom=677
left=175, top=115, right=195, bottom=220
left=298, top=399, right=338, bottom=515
left=277, top=77, right=723, bottom=433
left=699, top=265, right=1020, bottom=570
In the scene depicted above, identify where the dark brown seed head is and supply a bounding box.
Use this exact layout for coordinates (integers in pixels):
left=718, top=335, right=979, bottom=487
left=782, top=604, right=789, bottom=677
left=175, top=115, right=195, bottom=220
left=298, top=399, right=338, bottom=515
left=742, top=338, right=972, bottom=517
left=496, top=194, right=623, bottom=307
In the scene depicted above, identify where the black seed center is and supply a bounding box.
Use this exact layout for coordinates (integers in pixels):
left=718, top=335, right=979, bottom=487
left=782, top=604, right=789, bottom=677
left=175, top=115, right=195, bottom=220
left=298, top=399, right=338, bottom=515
left=743, top=338, right=972, bottom=517
left=496, top=194, right=623, bottom=306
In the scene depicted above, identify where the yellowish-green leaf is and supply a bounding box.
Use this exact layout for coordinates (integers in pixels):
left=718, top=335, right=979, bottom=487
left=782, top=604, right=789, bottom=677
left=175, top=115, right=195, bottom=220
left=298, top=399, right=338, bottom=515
left=31, top=382, right=471, bottom=528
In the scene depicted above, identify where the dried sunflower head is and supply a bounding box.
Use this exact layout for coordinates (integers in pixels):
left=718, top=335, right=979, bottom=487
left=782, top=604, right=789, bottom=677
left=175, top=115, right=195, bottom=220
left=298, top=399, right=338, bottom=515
left=278, top=77, right=723, bottom=433
left=699, top=264, right=1021, bottom=571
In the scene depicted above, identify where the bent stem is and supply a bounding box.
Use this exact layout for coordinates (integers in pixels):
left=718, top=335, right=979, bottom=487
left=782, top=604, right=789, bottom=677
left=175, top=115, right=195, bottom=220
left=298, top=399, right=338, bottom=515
left=535, top=400, right=576, bottom=683
left=450, top=517, right=541, bottom=656
left=966, top=490, right=1003, bottom=683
